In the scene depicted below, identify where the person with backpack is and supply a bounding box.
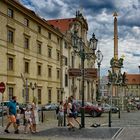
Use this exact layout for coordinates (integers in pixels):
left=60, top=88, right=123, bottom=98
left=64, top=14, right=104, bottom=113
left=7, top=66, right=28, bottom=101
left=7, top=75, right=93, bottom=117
left=70, top=96, right=82, bottom=129
left=67, top=97, right=75, bottom=131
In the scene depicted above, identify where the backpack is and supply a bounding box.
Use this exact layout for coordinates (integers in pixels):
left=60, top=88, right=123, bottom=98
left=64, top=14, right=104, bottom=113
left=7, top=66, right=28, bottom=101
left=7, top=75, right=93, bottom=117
left=56, top=106, right=59, bottom=114
left=71, top=103, right=77, bottom=113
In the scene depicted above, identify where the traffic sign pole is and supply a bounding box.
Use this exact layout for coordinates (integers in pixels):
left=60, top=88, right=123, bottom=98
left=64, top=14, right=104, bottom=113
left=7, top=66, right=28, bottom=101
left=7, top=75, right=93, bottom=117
left=0, top=82, right=6, bottom=127
left=1, top=93, right=4, bottom=127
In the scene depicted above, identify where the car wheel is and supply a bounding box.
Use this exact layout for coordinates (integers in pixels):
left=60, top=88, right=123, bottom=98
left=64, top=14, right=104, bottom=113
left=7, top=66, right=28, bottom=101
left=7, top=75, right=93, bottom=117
left=91, top=111, right=97, bottom=117
left=112, top=109, right=117, bottom=113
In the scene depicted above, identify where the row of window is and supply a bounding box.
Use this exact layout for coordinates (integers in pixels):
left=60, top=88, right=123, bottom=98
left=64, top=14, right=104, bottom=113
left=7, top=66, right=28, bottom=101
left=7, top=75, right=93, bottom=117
left=8, top=8, right=44, bottom=37
left=8, top=56, right=68, bottom=88
left=8, top=57, right=60, bottom=78
left=7, top=8, right=61, bottom=43
left=7, top=30, right=60, bottom=60
left=8, top=87, right=42, bottom=104
left=8, top=87, right=62, bottom=104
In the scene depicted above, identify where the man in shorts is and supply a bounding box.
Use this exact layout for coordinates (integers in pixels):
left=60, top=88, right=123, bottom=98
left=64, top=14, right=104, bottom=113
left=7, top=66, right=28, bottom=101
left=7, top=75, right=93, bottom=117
left=4, top=96, right=19, bottom=134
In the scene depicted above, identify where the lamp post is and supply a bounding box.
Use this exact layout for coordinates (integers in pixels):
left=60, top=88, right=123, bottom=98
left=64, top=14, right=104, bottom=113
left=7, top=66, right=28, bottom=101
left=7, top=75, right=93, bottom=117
left=72, top=30, right=98, bottom=128
left=138, top=65, right=140, bottom=95
left=30, top=82, right=37, bottom=100
left=96, top=49, right=103, bottom=100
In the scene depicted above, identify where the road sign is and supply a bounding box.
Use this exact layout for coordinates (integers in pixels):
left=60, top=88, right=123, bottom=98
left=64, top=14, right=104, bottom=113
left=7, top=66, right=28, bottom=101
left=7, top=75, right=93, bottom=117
left=68, top=68, right=97, bottom=79
left=0, top=82, right=5, bottom=93
left=85, top=68, right=97, bottom=79
left=68, top=68, right=81, bottom=77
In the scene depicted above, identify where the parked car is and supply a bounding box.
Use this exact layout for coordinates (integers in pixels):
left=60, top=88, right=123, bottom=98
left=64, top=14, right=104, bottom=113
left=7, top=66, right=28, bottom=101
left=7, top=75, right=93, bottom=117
left=0, top=108, right=7, bottom=117
left=75, top=100, right=103, bottom=117
left=133, top=102, right=140, bottom=110
left=42, top=103, right=58, bottom=111
left=0, top=101, right=9, bottom=117
left=101, top=103, right=119, bottom=113
left=0, top=101, right=9, bottom=109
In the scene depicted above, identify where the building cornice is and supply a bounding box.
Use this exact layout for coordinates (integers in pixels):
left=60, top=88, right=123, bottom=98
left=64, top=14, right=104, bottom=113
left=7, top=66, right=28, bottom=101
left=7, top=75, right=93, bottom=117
left=4, top=0, right=63, bottom=38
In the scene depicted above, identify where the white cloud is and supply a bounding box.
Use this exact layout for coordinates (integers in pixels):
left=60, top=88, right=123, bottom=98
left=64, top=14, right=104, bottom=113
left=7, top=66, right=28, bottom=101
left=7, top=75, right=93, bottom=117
left=20, top=0, right=140, bottom=76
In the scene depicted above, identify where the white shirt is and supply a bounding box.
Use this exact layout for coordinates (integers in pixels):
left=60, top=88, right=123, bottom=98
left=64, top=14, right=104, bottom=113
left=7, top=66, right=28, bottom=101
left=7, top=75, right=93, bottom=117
left=25, top=110, right=31, bottom=120
left=16, top=113, right=21, bottom=120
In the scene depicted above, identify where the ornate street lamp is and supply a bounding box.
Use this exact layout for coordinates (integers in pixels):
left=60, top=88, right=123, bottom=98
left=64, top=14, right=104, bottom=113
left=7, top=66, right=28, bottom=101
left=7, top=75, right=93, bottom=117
left=138, top=65, right=140, bottom=96
left=30, top=82, right=37, bottom=100
left=96, top=49, right=103, bottom=100
left=71, top=29, right=98, bottom=128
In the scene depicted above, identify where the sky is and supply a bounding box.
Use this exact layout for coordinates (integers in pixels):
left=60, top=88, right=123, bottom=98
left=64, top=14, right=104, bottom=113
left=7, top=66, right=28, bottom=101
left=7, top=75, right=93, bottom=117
left=20, top=0, right=140, bottom=76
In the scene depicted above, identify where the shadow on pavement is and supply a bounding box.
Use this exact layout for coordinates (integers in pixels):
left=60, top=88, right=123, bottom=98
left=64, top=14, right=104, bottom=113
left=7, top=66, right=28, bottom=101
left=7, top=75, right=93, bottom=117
left=35, top=127, right=120, bottom=139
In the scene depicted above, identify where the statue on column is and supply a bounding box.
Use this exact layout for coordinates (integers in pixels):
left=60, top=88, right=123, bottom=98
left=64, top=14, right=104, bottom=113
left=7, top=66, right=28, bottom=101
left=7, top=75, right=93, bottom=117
left=110, top=56, right=124, bottom=68
left=117, top=69, right=123, bottom=85
left=108, top=70, right=112, bottom=84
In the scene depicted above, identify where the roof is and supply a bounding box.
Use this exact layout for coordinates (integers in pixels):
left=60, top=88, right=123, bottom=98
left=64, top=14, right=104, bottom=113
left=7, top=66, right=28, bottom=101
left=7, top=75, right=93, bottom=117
left=126, top=74, right=140, bottom=85
left=47, top=18, right=76, bottom=33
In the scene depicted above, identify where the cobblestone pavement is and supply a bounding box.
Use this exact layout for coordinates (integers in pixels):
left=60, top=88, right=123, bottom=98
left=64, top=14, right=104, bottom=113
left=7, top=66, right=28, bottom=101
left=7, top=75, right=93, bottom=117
left=0, top=111, right=140, bottom=140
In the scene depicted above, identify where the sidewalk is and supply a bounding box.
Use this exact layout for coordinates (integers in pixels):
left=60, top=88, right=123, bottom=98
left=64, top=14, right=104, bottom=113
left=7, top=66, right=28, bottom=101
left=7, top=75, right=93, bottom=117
left=0, top=118, right=56, bottom=138
left=0, top=117, right=121, bottom=140
left=1, top=110, right=140, bottom=140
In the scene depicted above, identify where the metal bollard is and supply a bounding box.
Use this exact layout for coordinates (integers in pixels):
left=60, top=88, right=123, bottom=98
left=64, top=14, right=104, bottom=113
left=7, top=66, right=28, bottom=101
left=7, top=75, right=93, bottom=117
left=108, top=110, right=111, bottom=127
left=118, top=108, right=120, bottom=119
left=41, top=109, right=44, bottom=123
left=63, top=111, right=66, bottom=126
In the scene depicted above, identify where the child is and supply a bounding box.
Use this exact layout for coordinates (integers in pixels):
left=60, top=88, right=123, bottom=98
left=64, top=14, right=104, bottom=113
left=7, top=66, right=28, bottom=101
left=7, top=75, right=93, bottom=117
left=31, top=99, right=39, bottom=133
left=57, top=101, right=64, bottom=126
left=16, top=109, right=21, bottom=131
left=24, top=107, right=34, bottom=134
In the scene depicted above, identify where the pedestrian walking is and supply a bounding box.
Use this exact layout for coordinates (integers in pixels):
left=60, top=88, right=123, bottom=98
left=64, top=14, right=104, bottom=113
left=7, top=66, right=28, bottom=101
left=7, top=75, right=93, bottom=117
left=31, top=97, right=39, bottom=133
left=4, top=96, right=19, bottom=134
left=57, top=101, right=64, bottom=126
left=16, top=109, right=21, bottom=131
left=24, top=106, right=34, bottom=134
left=70, top=96, right=82, bottom=129
left=67, top=97, right=75, bottom=131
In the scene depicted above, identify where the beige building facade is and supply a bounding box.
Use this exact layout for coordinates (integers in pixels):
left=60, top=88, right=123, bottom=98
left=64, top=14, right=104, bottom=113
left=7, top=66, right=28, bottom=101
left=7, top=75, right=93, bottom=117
left=47, top=11, right=97, bottom=102
left=0, top=0, right=63, bottom=104
left=0, top=0, right=97, bottom=105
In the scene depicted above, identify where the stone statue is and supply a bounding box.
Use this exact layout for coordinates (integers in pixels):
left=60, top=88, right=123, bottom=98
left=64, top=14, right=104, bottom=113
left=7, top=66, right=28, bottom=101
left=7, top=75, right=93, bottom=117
left=118, top=58, right=124, bottom=68
left=112, top=71, right=117, bottom=84
left=110, top=58, right=115, bottom=67
left=108, top=70, right=112, bottom=83
left=110, top=56, right=124, bottom=68
left=117, top=70, right=123, bottom=84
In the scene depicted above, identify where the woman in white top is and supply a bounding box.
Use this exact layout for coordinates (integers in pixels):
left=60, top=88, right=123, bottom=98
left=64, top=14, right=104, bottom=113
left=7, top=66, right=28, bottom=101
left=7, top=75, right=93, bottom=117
left=31, top=97, right=39, bottom=133
left=67, top=97, right=74, bottom=130
left=57, top=101, right=64, bottom=126
left=24, top=107, right=33, bottom=133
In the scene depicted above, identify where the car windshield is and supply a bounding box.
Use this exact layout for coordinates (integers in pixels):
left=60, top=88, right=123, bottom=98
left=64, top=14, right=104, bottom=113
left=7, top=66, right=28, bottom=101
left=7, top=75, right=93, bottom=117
left=0, top=101, right=9, bottom=106
left=105, top=104, right=110, bottom=107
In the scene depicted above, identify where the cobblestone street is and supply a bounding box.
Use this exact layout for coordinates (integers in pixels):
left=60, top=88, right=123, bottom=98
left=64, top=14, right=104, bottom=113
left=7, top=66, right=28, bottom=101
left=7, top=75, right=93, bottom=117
left=0, top=110, right=140, bottom=140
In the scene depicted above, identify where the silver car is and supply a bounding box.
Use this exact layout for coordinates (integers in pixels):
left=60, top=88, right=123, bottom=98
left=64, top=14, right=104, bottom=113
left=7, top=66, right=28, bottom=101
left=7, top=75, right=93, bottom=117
left=101, top=103, right=119, bottom=113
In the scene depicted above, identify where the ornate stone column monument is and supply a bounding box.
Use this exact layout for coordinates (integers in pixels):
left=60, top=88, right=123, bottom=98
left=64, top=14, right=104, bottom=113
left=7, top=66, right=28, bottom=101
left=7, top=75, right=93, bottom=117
left=108, top=12, right=125, bottom=108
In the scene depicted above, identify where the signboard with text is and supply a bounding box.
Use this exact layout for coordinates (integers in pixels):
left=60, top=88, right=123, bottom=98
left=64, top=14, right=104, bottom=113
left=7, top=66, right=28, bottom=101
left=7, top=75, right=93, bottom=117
left=85, top=68, right=97, bottom=79
left=68, top=68, right=81, bottom=77
left=68, top=68, right=97, bottom=79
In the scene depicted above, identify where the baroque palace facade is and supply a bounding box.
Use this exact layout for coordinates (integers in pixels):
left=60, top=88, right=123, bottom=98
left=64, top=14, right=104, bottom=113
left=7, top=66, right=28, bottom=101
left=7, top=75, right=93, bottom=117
left=0, top=0, right=97, bottom=104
